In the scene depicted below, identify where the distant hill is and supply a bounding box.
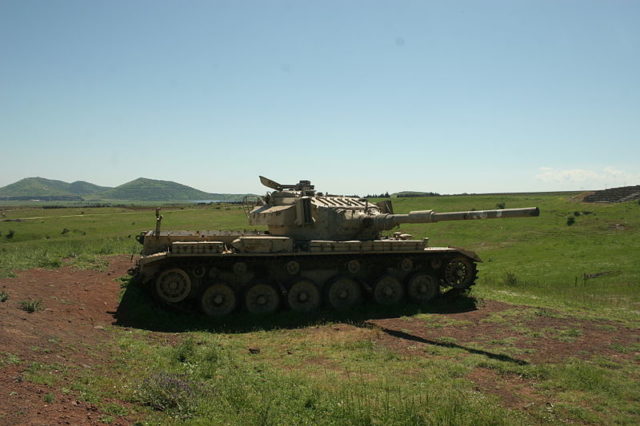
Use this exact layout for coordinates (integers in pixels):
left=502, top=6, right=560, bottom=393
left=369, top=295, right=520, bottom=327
left=95, top=178, right=248, bottom=202
left=393, top=191, right=441, bottom=198
left=68, top=180, right=110, bottom=196
left=0, top=177, right=111, bottom=200
left=0, top=177, right=251, bottom=202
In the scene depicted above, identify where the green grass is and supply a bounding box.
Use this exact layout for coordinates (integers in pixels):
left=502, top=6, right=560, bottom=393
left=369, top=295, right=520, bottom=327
left=0, top=204, right=250, bottom=277
left=2, top=194, right=639, bottom=424
left=91, top=331, right=523, bottom=425
left=385, top=194, right=640, bottom=319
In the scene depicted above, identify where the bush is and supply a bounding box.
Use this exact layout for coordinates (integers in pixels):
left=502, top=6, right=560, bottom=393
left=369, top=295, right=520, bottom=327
left=20, top=299, right=43, bottom=313
left=567, top=217, right=576, bottom=226
left=0, top=291, right=8, bottom=302
left=496, top=202, right=506, bottom=209
left=502, top=272, right=519, bottom=286
left=5, top=230, right=14, bottom=239
left=137, top=373, right=197, bottom=417
left=173, top=338, right=197, bottom=364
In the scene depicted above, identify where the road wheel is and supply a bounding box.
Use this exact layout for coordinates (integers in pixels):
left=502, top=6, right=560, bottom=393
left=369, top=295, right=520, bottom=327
left=200, top=283, right=236, bottom=317
left=288, top=279, right=321, bottom=312
left=155, top=268, right=192, bottom=303
left=326, top=276, right=362, bottom=310
left=373, top=275, right=404, bottom=305
left=443, top=257, right=476, bottom=289
left=406, top=273, right=439, bottom=303
left=245, top=284, right=280, bottom=314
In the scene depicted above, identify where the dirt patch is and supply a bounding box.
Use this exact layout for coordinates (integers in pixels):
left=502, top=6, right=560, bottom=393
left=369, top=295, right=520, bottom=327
left=366, top=300, right=639, bottom=411
left=467, top=366, right=543, bottom=410
left=0, top=256, right=135, bottom=425
left=367, top=301, right=638, bottom=364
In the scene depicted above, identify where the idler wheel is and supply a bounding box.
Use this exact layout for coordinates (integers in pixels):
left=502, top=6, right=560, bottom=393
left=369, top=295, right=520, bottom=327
left=154, top=268, right=192, bottom=303
left=200, top=283, right=236, bottom=317
left=245, top=284, right=280, bottom=314
left=326, top=276, right=362, bottom=310
left=287, top=279, right=321, bottom=313
left=406, top=273, right=439, bottom=303
left=443, top=256, right=475, bottom=289
left=373, top=275, right=404, bottom=305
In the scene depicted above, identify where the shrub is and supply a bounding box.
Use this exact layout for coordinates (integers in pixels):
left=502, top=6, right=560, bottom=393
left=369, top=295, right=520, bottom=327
left=567, top=217, right=576, bottom=226
left=6, top=230, right=14, bottom=239
left=502, top=272, right=519, bottom=286
left=137, top=373, right=197, bottom=417
left=496, top=202, right=506, bottom=209
left=173, top=338, right=197, bottom=364
left=20, top=299, right=43, bottom=313
left=0, top=291, right=8, bottom=302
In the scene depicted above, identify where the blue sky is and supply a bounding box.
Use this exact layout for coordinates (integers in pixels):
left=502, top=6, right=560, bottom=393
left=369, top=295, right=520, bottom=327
left=1, top=0, right=639, bottom=195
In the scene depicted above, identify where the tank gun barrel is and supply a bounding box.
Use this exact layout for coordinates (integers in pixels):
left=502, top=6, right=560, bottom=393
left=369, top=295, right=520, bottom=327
left=373, top=207, right=539, bottom=230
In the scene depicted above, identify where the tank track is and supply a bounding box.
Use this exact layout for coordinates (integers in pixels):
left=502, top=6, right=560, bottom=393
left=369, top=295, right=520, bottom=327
left=138, top=251, right=477, bottom=317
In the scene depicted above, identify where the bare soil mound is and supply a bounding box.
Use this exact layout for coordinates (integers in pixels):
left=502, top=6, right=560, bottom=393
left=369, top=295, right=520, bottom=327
left=0, top=256, right=135, bottom=425
left=583, top=185, right=640, bottom=203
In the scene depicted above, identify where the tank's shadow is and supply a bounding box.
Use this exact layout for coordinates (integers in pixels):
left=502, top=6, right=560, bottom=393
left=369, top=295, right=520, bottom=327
left=113, top=282, right=479, bottom=334
left=374, top=326, right=528, bottom=365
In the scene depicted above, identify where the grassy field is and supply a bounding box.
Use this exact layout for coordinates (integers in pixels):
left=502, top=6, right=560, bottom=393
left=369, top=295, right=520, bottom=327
left=1, top=194, right=639, bottom=424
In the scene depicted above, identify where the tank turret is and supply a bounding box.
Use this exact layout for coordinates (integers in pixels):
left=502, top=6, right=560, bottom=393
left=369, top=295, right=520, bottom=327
left=249, top=176, right=539, bottom=241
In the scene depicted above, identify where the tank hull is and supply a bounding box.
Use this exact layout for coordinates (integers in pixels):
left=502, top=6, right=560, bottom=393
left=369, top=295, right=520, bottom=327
left=134, top=235, right=479, bottom=316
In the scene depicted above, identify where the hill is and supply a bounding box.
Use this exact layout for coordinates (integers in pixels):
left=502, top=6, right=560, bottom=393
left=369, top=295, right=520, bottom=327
left=95, top=177, right=246, bottom=202
left=0, top=177, right=111, bottom=201
left=393, top=190, right=440, bottom=197
left=0, top=177, right=251, bottom=202
left=68, top=180, right=110, bottom=196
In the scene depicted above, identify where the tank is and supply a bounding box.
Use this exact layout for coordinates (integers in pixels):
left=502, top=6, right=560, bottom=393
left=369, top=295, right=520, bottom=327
left=132, top=176, right=539, bottom=317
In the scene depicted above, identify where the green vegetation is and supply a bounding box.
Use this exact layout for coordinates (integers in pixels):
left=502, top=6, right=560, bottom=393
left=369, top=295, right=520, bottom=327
left=1, top=193, right=638, bottom=314
left=384, top=193, right=639, bottom=319
left=0, top=205, right=245, bottom=276
left=1, top=193, right=639, bottom=423
left=96, top=331, right=522, bottom=424
left=19, top=299, right=43, bottom=313
left=0, top=176, right=252, bottom=204
left=0, top=177, right=109, bottom=199
left=96, top=177, right=225, bottom=202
